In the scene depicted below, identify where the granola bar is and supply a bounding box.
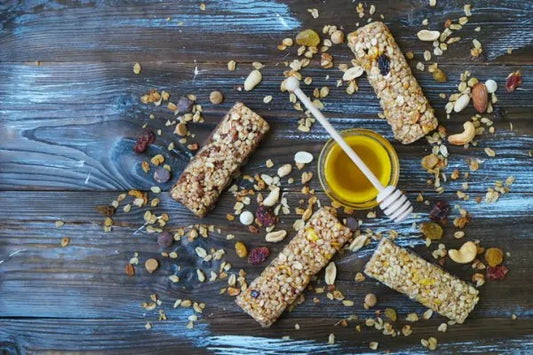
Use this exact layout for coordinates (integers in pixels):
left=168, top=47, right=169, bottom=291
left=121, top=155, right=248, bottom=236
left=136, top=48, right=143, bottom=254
left=347, top=22, right=438, bottom=144
left=170, top=102, right=269, bottom=217
left=236, top=207, right=352, bottom=327
left=364, top=238, right=479, bottom=323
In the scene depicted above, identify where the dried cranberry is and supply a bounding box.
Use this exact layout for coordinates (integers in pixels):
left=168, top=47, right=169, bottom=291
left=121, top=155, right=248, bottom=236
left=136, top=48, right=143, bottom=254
left=157, top=231, right=174, bottom=248
left=429, top=200, right=450, bottom=225
left=505, top=70, right=522, bottom=92
left=255, top=206, right=277, bottom=228
left=377, top=54, right=390, bottom=76
left=250, top=290, right=260, bottom=298
left=133, top=129, right=155, bottom=154
left=154, top=166, right=171, bottom=183
left=248, top=247, right=270, bottom=265
left=487, top=265, right=509, bottom=280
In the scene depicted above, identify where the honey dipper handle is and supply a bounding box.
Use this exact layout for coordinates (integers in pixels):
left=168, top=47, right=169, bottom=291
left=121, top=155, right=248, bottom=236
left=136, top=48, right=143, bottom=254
left=285, top=77, right=385, bottom=191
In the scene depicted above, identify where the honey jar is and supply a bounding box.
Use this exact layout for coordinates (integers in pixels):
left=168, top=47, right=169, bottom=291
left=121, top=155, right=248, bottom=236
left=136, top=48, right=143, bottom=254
left=318, top=129, right=399, bottom=209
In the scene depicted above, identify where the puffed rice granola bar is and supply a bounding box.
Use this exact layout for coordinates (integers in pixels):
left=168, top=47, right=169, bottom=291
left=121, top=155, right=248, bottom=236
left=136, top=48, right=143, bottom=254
left=236, top=207, right=352, bottom=327
left=170, top=102, right=269, bottom=217
left=365, top=238, right=479, bottom=323
left=348, top=22, right=438, bottom=144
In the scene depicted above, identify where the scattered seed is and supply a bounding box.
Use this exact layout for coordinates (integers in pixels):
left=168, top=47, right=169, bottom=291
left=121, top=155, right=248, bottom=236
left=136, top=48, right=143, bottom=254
left=133, top=62, right=142, bottom=74
left=244, top=70, right=262, bottom=91
left=364, top=293, right=377, bottom=307
left=265, top=230, right=287, bottom=242
left=209, top=91, right=224, bottom=104
left=325, top=262, right=337, bottom=285
left=343, top=65, right=364, bottom=81
left=60, top=237, right=70, bottom=247
left=239, top=210, right=254, bottom=225
left=145, top=258, right=159, bottom=273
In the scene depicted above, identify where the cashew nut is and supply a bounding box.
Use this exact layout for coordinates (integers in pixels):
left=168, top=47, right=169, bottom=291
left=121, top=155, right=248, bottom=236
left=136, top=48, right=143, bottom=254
left=448, top=121, right=476, bottom=146
left=448, top=241, right=477, bottom=264
left=265, top=229, right=287, bottom=242
left=262, top=187, right=280, bottom=206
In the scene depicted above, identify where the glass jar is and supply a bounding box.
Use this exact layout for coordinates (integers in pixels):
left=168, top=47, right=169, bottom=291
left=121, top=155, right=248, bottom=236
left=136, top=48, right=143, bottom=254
left=318, top=128, right=400, bottom=209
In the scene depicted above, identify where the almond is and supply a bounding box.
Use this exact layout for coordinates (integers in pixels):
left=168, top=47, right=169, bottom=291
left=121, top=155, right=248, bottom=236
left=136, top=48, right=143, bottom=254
left=472, top=83, right=488, bottom=113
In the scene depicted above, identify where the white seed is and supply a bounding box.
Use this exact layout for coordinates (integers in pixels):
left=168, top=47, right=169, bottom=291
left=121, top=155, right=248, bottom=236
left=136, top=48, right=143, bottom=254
left=417, top=30, right=440, bottom=41
left=277, top=164, right=292, bottom=177
left=294, top=151, right=314, bottom=164
left=349, top=235, right=368, bottom=252
left=265, top=230, right=287, bottom=242
left=325, top=262, right=337, bottom=285
left=262, top=187, right=280, bottom=207
left=453, top=94, right=470, bottom=112
left=244, top=70, right=262, bottom=91
left=485, top=79, right=498, bottom=93
left=239, top=210, right=254, bottom=225
left=342, top=65, right=364, bottom=81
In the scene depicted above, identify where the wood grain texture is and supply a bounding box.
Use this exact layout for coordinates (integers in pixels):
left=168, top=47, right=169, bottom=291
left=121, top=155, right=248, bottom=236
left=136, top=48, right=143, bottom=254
left=1, top=0, right=532, bottom=353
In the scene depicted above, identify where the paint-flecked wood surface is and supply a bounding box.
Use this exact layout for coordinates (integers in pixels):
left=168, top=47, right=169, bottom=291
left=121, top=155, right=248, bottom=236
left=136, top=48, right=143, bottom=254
left=1, top=0, right=532, bottom=353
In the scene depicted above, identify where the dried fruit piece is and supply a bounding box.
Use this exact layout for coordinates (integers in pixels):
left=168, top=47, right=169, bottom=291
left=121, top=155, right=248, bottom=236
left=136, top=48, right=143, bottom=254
left=133, top=62, right=142, bottom=74
left=429, top=201, right=450, bottom=225
left=419, top=222, right=443, bottom=240
left=177, top=96, right=194, bottom=113
left=432, top=68, right=447, bottom=82
left=377, top=55, right=390, bottom=75
left=154, top=166, right=171, bottom=183
left=95, top=205, right=115, bottom=217
left=295, top=29, right=320, bottom=47
left=235, top=241, right=248, bottom=258
left=248, top=246, right=270, bottom=265
left=484, top=248, right=504, bottom=267
left=133, top=129, right=155, bottom=153
left=125, top=263, right=135, bottom=276
left=157, top=231, right=174, bottom=248
left=255, top=206, right=277, bottom=227
left=505, top=70, right=522, bottom=92
left=472, top=83, right=488, bottom=113
left=384, top=308, right=397, bottom=322
left=487, top=265, right=509, bottom=280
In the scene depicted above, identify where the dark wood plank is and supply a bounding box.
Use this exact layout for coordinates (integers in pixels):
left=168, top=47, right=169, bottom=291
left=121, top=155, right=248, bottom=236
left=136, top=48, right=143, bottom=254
left=1, top=61, right=531, bottom=191
left=0, top=318, right=532, bottom=354
left=1, top=191, right=531, bottom=320
left=1, top=0, right=532, bottom=353
left=0, top=0, right=531, bottom=64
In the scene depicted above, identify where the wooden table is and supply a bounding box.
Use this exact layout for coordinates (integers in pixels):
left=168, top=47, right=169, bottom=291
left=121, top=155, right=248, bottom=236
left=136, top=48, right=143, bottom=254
left=1, top=1, right=532, bottom=353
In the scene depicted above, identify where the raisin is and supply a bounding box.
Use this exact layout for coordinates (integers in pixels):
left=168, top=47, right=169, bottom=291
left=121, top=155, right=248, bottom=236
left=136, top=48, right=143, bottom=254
left=429, top=200, right=450, bottom=225
left=493, top=106, right=505, bottom=120
left=487, top=265, right=509, bottom=280
left=95, top=205, right=115, bottom=217
left=419, top=222, right=443, bottom=240
left=255, top=206, right=277, bottom=228
left=125, top=263, right=135, bottom=277
left=250, top=290, right=260, bottom=298
left=377, top=54, right=390, bottom=76
left=345, top=217, right=359, bottom=231
left=177, top=96, right=194, bottom=113
left=154, top=166, right=171, bottom=183
left=133, top=129, right=155, bottom=154
left=157, top=231, right=174, bottom=248
left=248, top=247, right=270, bottom=265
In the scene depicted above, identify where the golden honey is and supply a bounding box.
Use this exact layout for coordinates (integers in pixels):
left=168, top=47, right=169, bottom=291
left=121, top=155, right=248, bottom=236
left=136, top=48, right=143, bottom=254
left=318, top=129, right=399, bottom=209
